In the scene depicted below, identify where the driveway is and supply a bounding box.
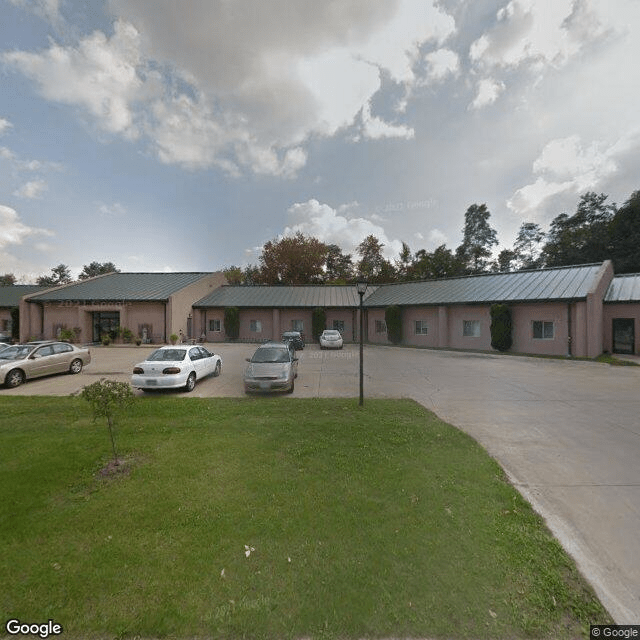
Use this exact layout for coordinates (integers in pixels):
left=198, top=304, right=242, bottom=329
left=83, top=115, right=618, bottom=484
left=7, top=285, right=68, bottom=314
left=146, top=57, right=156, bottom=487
left=2, top=342, right=639, bottom=623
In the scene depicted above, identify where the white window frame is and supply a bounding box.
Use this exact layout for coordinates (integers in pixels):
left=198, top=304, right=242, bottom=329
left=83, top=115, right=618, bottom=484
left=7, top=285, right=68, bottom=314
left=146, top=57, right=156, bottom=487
left=415, top=320, right=428, bottom=335
left=532, top=320, right=554, bottom=340
left=463, top=320, right=481, bottom=338
left=209, top=319, right=221, bottom=332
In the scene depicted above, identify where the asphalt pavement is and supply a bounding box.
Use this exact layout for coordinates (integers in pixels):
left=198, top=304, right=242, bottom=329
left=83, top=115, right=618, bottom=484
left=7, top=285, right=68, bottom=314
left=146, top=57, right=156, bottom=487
left=2, top=342, right=639, bottom=623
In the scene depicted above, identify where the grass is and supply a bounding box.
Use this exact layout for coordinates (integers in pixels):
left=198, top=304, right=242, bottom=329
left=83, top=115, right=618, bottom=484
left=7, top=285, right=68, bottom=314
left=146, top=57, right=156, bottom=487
left=0, top=396, right=612, bottom=639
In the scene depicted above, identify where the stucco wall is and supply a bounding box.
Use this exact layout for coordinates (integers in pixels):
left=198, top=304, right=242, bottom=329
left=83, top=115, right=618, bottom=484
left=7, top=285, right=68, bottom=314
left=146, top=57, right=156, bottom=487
left=510, top=302, right=570, bottom=356
left=169, top=272, right=227, bottom=339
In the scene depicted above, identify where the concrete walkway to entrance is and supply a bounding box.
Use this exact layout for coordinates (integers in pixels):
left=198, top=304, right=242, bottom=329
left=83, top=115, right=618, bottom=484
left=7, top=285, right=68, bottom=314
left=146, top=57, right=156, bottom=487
left=2, top=343, right=639, bottom=623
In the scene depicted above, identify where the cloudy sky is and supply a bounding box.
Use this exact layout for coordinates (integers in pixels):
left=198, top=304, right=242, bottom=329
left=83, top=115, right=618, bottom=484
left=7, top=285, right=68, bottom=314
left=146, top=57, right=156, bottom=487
left=1, top=0, right=639, bottom=280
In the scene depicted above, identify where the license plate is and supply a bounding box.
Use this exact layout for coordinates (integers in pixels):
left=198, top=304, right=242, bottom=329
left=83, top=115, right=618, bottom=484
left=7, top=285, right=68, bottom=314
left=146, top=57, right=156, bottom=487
left=147, top=379, right=157, bottom=386
left=260, top=381, right=270, bottom=389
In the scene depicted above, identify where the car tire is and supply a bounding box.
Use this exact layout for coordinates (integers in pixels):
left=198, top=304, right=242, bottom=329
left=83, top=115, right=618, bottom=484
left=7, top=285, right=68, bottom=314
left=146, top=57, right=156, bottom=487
left=287, top=378, right=295, bottom=394
left=185, top=372, right=196, bottom=392
left=69, top=358, right=83, bottom=374
left=213, top=361, right=221, bottom=377
left=5, top=368, right=25, bottom=388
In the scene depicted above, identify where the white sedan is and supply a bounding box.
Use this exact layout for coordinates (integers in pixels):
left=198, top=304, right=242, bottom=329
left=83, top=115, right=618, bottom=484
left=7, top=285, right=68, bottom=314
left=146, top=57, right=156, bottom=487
left=319, top=329, right=344, bottom=349
left=132, top=345, right=221, bottom=392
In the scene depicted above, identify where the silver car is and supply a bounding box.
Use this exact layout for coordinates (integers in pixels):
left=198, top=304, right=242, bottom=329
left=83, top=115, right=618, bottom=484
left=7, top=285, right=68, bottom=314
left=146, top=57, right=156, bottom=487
left=0, top=341, right=91, bottom=388
left=319, top=329, right=343, bottom=349
left=243, top=342, right=298, bottom=394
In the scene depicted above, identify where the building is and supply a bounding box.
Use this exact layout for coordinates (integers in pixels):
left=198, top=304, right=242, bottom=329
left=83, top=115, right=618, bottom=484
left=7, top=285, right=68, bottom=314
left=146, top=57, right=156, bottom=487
left=193, top=285, right=376, bottom=343
left=9, top=261, right=640, bottom=357
left=0, top=285, right=46, bottom=341
left=20, top=272, right=226, bottom=344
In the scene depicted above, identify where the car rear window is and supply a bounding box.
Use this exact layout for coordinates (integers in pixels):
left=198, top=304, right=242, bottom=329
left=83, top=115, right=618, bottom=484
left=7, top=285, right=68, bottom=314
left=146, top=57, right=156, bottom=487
left=147, top=349, right=187, bottom=361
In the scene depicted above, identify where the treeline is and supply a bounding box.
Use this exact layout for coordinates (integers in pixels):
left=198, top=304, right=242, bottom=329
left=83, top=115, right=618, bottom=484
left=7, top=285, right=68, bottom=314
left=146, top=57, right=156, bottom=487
left=0, top=261, right=120, bottom=286
left=224, top=190, right=640, bottom=286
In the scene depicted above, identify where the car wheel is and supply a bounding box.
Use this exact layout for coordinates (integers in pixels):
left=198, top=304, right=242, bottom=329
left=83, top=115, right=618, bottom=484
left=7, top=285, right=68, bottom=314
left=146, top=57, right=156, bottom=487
left=287, top=378, right=295, bottom=394
left=5, top=368, right=25, bottom=388
left=185, top=372, right=196, bottom=392
left=69, top=358, right=83, bottom=374
left=213, top=361, right=221, bottom=377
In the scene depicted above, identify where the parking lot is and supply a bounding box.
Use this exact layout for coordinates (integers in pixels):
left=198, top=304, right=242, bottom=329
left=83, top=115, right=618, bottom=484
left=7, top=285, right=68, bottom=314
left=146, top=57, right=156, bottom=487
left=2, top=342, right=639, bottom=623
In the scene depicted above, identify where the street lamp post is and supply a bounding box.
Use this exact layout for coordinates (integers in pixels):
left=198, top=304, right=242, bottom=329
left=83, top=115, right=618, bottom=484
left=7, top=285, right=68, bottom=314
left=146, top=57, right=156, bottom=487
left=356, top=281, right=368, bottom=406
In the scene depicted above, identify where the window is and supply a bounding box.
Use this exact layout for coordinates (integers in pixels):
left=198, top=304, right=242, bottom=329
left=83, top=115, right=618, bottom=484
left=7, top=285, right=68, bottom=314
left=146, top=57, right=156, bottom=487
left=533, top=321, right=554, bottom=339
left=463, top=320, right=481, bottom=337
left=415, top=320, right=428, bottom=335
left=250, top=320, right=262, bottom=333
left=333, top=320, right=345, bottom=332
left=375, top=320, right=387, bottom=334
left=291, top=319, right=304, bottom=332
left=209, top=319, right=221, bottom=332
left=53, top=343, right=72, bottom=354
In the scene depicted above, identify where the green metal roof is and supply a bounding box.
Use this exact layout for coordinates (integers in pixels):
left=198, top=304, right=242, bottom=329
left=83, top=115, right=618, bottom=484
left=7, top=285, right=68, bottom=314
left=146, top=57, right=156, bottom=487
left=363, top=264, right=604, bottom=307
left=26, top=272, right=215, bottom=302
left=195, top=285, right=377, bottom=308
left=605, top=273, right=640, bottom=302
left=0, top=285, right=46, bottom=307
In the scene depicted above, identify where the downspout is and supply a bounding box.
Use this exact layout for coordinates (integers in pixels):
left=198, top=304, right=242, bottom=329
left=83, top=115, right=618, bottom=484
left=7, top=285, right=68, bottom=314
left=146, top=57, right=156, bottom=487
left=567, top=302, right=572, bottom=357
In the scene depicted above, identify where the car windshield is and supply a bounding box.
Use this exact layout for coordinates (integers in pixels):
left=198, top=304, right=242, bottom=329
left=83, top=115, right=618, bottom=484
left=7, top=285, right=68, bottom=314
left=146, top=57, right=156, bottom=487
left=0, top=346, right=32, bottom=360
left=147, top=348, right=187, bottom=362
left=251, top=347, right=290, bottom=363
left=324, top=331, right=340, bottom=337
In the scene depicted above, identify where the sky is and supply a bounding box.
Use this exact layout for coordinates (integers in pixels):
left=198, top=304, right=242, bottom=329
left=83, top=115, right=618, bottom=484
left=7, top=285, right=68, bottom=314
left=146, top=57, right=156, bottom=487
left=1, top=0, right=639, bottom=281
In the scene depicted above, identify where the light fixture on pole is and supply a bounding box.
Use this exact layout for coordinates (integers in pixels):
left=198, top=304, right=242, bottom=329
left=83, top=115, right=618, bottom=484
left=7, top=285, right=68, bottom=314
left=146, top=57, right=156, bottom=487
left=356, top=281, right=368, bottom=406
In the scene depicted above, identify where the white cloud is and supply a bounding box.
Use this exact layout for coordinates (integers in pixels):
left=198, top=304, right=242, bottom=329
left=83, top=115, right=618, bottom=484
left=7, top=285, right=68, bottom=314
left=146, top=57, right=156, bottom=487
left=470, top=78, right=505, bottom=110
left=423, top=49, right=460, bottom=84
left=507, top=132, right=640, bottom=218
left=3, top=20, right=156, bottom=137
left=7, top=0, right=62, bottom=25
left=0, top=118, right=12, bottom=135
left=284, top=199, right=403, bottom=259
left=0, top=204, right=54, bottom=249
left=5, top=1, right=456, bottom=176
left=14, top=179, right=48, bottom=199
left=358, top=102, right=415, bottom=141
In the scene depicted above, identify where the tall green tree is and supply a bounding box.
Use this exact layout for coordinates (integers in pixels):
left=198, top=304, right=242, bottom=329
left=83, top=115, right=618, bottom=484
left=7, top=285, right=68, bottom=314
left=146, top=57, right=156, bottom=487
left=223, top=266, right=244, bottom=285
left=609, top=190, right=640, bottom=273
left=258, top=233, right=328, bottom=285
left=78, top=261, right=120, bottom=280
left=456, top=204, right=498, bottom=274
left=411, top=245, right=464, bottom=280
left=356, top=235, right=396, bottom=283
left=542, top=192, right=616, bottom=267
left=36, top=264, right=72, bottom=287
left=0, top=273, right=17, bottom=285
left=324, top=244, right=354, bottom=283
left=513, top=222, right=545, bottom=270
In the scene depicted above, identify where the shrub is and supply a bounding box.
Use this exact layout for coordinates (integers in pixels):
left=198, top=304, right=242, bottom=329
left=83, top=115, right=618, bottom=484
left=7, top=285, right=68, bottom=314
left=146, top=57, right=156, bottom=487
left=121, top=327, right=134, bottom=343
left=490, top=303, right=513, bottom=351
left=312, top=307, right=326, bottom=341
left=59, top=328, right=76, bottom=343
left=101, top=334, right=111, bottom=346
left=385, top=305, right=403, bottom=344
left=224, top=307, right=240, bottom=340
left=80, top=379, right=134, bottom=465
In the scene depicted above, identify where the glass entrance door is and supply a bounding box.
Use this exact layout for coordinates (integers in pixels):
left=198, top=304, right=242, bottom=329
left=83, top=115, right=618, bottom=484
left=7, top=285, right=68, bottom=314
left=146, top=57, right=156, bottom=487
left=92, top=311, right=120, bottom=342
left=612, top=318, right=635, bottom=354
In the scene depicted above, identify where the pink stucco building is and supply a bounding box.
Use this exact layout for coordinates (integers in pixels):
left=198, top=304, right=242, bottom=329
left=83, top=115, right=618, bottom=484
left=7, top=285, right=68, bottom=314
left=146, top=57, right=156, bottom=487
left=3, top=261, right=638, bottom=357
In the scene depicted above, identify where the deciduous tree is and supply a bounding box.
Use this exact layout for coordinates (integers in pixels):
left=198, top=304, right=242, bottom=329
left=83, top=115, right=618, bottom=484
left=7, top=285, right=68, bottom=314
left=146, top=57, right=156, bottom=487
left=258, top=233, right=328, bottom=284
left=78, top=261, right=120, bottom=280
left=456, top=204, right=498, bottom=274
left=36, top=264, right=72, bottom=287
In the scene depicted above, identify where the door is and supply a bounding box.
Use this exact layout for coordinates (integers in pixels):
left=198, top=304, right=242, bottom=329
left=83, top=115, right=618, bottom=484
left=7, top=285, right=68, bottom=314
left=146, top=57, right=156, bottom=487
left=612, top=318, right=635, bottom=354
left=93, top=311, right=120, bottom=342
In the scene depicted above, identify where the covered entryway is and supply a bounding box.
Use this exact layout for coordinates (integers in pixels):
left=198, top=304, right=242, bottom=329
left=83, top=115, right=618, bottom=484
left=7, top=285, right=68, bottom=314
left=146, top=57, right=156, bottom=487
left=612, top=318, right=635, bottom=354
left=92, top=311, right=120, bottom=342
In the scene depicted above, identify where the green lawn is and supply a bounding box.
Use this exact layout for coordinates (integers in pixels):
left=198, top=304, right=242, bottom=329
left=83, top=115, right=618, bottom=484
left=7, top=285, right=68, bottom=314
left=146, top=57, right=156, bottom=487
left=0, top=396, right=611, bottom=639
